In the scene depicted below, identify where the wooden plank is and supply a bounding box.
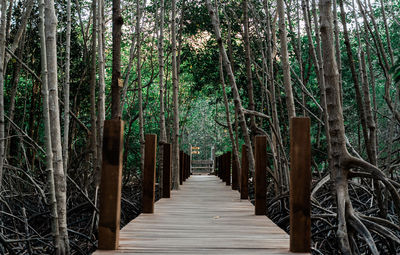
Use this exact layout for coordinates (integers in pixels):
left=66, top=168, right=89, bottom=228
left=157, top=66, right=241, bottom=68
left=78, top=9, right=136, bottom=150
left=240, top=144, right=249, bottom=199
left=289, top=117, right=311, bottom=252
left=143, top=134, right=157, bottom=213
left=162, top=143, right=172, bottom=198
left=192, top=160, right=213, bottom=165
left=94, top=175, right=305, bottom=255
left=98, top=119, right=124, bottom=250
left=255, top=136, right=267, bottom=215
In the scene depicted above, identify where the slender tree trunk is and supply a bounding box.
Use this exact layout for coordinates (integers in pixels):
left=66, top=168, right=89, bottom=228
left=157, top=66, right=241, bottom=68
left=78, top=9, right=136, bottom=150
left=5, top=35, right=25, bottom=158
left=158, top=0, right=167, bottom=194
left=277, top=0, right=296, bottom=119
left=44, top=0, right=69, bottom=251
left=137, top=0, right=145, bottom=173
left=38, top=0, right=60, bottom=251
left=264, top=0, right=283, bottom=190
left=218, top=36, right=240, bottom=186
left=332, top=0, right=342, bottom=99
left=63, top=0, right=71, bottom=181
left=171, top=0, right=180, bottom=190
left=206, top=0, right=255, bottom=174
left=96, top=0, right=105, bottom=184
left=0, top=0, right=6, bottom=189
left=90, top=0, right=98, bottom=175
left=243, top=0, right=257, bottom=132
left=378, top=0, right=394, bottom=64
left=339, top=0, right=371, bottom=157
left=112, top=0, right=123, bottom=118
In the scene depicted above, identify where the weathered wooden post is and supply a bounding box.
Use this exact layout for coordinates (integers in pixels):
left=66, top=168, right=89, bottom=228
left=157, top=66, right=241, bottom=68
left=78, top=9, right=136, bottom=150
left=98, top=119, right=124, bottom=250
left=185, top=153, right=189, bottom=180
left=218, top=156, right=221, bottom=178
left=226, top=151, right=231, bottom=186
left=179, top=150, right=183, bottom=185
left=143, top=134, right=157, bottom=213
left=232, top=153, right=238, bottom=190
left=222, top=153, right=227, bottom=183
left=240, top=145, right=249, bottom=199
left=187, top=154, right=191, bottom=177
left=162, top=143, right=172, bottom=198
left=218, top=154, right=222, bottom=180
left=183, top=153, right=186, bottom=180
left=255, top=136, right=267, bottom=215
left=290, top=117, right=311, bottom=252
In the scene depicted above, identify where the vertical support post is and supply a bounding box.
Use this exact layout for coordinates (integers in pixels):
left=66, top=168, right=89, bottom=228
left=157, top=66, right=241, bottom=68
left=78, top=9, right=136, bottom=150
left=179, top=150, right=183, bottom=185
left=211, top=146, right=215, bottom=173
left=255, top=136, right=267, bottom=215
left=190, top=145, right=193, bottom=175
left=187, top=154, right=191, bottom=177
left=218, top=155, right=222, bottom=180
left=222, top=153, right=226, bottom=182
left=162, top=143, right=172, bottom=198
left=226, top=151, right=231, bottom=186
left=216, top=156, right=219, bottom=177
left=98, top=119, right=124, bottom=250
left=240, top=145, right=249, bottom=199
left=143, top=134, right=157, bottom=213
left=220, top=155, right=224, bottom=180
left=232, top=153, right=238, bottom=190
left=290, top=117, right=311, bottom=252
left=186, top=154, right=189, bottom=178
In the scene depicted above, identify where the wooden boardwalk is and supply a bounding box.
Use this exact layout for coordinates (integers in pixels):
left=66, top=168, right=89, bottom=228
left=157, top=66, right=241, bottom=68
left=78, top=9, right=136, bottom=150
left=95, top=175, right=307, bottom=254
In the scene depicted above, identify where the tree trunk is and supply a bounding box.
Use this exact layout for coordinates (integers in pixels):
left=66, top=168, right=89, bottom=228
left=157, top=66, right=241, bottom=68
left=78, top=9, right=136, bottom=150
left=243, top=0, right=257, bottom=132
left=171, top=0, right=180, bottom=190
left=0, top=0, right=6, bottom=189
left=320, top=1, right=399, bottom=253
left=158, top=0, right=167, bottom=195
left=63, top=0, right=71, bottom=182
left=44, top=0, right=70, bottom=251
left=112, top=0, right=123, bottom=118
left=206, top=0, right=255, bottom=174
left=38, top=0, right=60, bottom=250
left=96, top=0, right=105, bottom=184
left=90, top=0, right=98, bottom=176
left=277, top=0, right=296, bottom=119
left=137, top=0, right=145, bottom=173
left=219, top=45, right=240, bottom=189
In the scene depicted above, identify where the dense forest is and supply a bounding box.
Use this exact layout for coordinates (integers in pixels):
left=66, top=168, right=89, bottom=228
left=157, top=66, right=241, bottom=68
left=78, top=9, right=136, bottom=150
left=0, top=0, right=399, bottom=254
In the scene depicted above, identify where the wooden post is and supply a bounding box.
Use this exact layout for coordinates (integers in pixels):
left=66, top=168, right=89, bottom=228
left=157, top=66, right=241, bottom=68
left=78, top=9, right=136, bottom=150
left=222, top=153, right=226, bottom=182
left=179, top=150, right=183, bottom=185
left=189, top=154, right=192, bottom=177
left=143, top=134, right=157, bottom=213
left=187, top=154, right=190, bottom=178
left=98, top=119, right=124, bottom=250
left=255, top=136, right=267, bottom=215
left=290, top=117, right=311, bottom=252
left=240, top=144, right=249, bottom=199
left=232, top=153, right=238, bottom=190
left=184, top=153, right=188, bottom=180
left=226, top=151, right=231, bottom=186
left=162, top=143, right=172, bottom=198
left=218, top=155, right=222, bottom=180
left=218, top=156, right=221, bottom=178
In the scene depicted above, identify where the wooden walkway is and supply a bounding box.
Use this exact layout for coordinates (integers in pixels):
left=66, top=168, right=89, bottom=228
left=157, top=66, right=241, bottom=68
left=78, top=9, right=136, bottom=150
left=95, top=175, right=307, bottom=254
